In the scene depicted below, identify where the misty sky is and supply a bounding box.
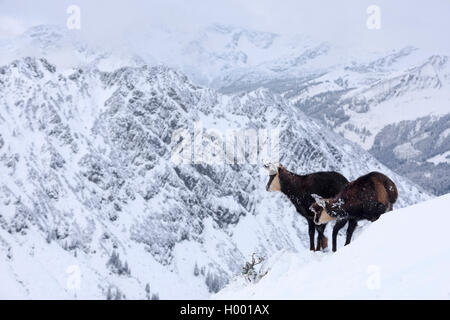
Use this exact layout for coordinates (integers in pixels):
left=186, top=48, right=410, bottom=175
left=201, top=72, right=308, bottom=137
left=0, top=0, right=449, bottom=53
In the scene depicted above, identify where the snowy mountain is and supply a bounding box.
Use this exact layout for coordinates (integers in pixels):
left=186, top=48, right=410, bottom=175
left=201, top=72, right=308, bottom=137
left=117, top=24, right=450, bottom=195
left=0, top=25, right=148, bottom=71
left=0, top=55, right=429, bottom=299
left=215, top=193, right=450, bottom=299
left=131, top=23, right=450, bottom=196
left=286, top=53, right=450, bottom=195
left=129, top=24, right=450, bottom=196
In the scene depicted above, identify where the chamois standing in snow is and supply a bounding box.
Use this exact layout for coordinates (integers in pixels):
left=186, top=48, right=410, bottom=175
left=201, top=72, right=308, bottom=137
left=264, top=163, right=349, bottom=251
left=312, top=171, right=398, bottom=251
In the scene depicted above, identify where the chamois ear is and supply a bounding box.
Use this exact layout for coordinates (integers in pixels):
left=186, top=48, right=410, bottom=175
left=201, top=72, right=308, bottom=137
left=311, top=194, right=326, bottom=208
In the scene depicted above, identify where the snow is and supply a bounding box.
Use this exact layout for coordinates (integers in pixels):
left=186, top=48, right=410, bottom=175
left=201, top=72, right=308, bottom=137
left=427, top=150, right=450, bottom=165
left=215, top=194, right=450, bottom=299
left=393, top=142, right=422, bottom=160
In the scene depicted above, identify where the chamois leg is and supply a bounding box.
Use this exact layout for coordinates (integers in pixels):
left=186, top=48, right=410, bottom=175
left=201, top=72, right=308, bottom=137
left=315, top=224, right=327, bottom=251
left=332, top=219, right=347, bottom=252
left=345, top=219, right=357, bottom=246
left=307, top=219, right=316, bottom=251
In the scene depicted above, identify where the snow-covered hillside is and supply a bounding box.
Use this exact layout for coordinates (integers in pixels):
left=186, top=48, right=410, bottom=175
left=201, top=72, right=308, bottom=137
left=215, top=193, right=450, bottom=300
left=0, top=55, right=429, bottom=299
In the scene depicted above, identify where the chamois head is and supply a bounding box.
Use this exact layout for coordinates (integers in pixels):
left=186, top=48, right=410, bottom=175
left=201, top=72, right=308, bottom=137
left=263, top=163, right=283, bottom=192
left=310, top=194, right=336, bottom=225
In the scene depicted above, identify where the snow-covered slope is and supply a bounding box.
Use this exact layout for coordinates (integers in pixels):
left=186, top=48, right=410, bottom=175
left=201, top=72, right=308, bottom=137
left=0, top=55, right=429, bottom=299
left=215, top=193, right=450, bottom=300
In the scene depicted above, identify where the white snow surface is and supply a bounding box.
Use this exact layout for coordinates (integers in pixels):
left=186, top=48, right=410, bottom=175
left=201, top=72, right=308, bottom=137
left=427, top=150, right=450, bottom=165
left=215, top=194, right=450, bottom=300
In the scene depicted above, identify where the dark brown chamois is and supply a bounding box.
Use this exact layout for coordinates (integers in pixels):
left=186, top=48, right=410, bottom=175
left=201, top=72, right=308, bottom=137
left=312, top=171, right=398, bottom=251
left=264, top=163, right=349, bottom=251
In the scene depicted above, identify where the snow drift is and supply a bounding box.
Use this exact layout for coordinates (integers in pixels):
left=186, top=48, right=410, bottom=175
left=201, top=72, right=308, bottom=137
left=215, top=194, right=450, bottom=299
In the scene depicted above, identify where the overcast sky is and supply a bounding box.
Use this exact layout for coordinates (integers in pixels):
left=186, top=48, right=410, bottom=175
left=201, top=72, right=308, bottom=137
left=1, top=0, right=449, bottom=52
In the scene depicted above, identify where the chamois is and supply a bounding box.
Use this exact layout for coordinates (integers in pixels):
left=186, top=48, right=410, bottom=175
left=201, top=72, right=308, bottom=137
left=312, top=171, right=398, bottom=251
left=264, top=163, right=349, bottom=251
